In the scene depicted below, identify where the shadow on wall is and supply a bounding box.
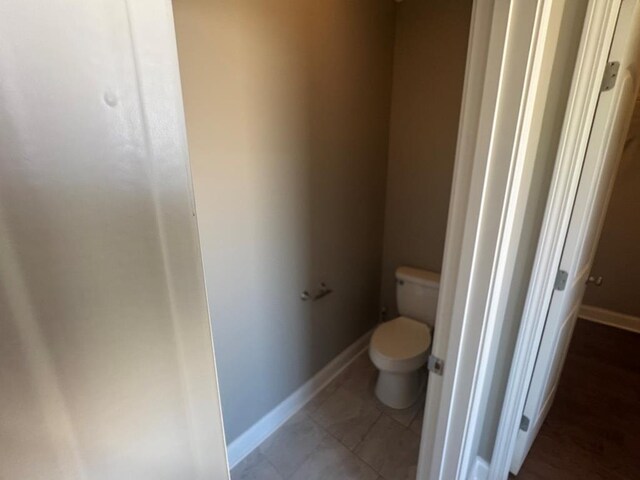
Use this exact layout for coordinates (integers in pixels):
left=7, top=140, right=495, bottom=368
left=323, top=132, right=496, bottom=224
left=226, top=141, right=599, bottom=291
left=585, top=97, right=640, bottom=317
left=379, top=0, right=472, bottom=319
left=173, top=0, right=396, bottom=442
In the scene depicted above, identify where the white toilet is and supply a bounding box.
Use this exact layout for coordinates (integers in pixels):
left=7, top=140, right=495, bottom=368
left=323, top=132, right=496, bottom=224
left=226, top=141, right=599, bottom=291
left=369, top=266, right=440, bottom=409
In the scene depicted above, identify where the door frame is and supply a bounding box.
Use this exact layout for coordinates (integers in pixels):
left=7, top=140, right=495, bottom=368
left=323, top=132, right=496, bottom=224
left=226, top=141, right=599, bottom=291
left=488, top=0, right=640, bottom=477
left=414, top=0, right=640, bottom=477
left=415, top=0, right=497, bottom=476
left=416, top=0, right=596, bottom=478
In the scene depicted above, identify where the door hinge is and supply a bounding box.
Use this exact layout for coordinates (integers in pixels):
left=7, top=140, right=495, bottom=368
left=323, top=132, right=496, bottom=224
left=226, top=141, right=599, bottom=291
left=601, top=61, right=620, bottom=92
left=554, top=269, right=568, bottom=291
left=519, top=414, right=530, bottom=432
left=427, top=355, right=445, bottom=376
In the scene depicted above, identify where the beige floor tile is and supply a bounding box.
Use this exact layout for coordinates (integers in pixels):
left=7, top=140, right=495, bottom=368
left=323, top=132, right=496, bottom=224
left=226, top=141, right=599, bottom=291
left=336, top=352, right=378, bottom=401
left=290, top=435, right=378, bottom=480
left=309, top=385, right=381, bottom=450
left=355, top=414, right=421, bottom=480
left=240, top=351, right=424, bottom=479
left=376, top=393, right=425, bottom=427
left=231, top=450, right=283, bottom=480
left=409, top=405, right=424, bottom=435
left=303, top=377, right=341, bottom=415
left=259, top=411, right=326, bottom=478
left=384, top=407, right=418, bottom=427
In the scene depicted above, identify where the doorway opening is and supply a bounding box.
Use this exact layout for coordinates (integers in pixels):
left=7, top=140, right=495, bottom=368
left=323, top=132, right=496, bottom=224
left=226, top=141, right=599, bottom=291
left=513, top=92, right=640, bottom=479
left=172, top=1, right=473, bottom=478
left=171, top=0, right=640, bottom=478
left=490, top=1, right=640, bottom=478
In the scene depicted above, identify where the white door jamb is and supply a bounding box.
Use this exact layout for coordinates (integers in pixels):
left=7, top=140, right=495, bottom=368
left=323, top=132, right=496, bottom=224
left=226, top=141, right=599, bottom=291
left=417, top=0, right=573, bottom=478
left=487, top=1, right=622, bottom=478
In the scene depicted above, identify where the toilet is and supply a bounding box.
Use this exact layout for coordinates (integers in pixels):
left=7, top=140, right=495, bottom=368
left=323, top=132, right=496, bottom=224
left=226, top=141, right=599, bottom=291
left=369, top=266, right=440, bottom=409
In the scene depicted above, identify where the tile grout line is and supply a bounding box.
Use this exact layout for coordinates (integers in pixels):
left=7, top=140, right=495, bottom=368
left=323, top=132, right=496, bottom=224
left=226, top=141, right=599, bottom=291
left=278, top=411, right=327, bottom=480
left=314, top=352, right=423, bottom=476
left=352, top=409, right=383, bottom=453
left=262, top=450, right=286, bottom=480
left=385, top=409, right=419, bottom=429
left=236, top=351, right=424, bottom=480
left=353, top=411, right=424, bottom=479
left=307, top=374, right=382, bottom=458
left=306, top=405, right=383, bottom=477
left=306, top=410, right=358, bottom=456
left=350, top=413, right=386, bottom=475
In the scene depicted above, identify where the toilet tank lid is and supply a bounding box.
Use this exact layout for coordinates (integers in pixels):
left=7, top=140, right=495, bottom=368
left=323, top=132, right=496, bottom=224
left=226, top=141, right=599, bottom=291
left=396, top=266, right=440, bottom=288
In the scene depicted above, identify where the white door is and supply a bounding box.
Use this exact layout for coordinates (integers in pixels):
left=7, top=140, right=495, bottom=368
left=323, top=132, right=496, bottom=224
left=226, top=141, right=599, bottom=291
left=0, top=1, right=229, bottom=479
left=510, top=0, right=640, bottom=473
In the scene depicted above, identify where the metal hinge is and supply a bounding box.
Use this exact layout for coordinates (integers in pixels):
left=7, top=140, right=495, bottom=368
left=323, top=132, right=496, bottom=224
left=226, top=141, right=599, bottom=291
left=427, top=355, right=445, bottom=376
left=519, top=415, right=530, bottom=432
left=601, top=61, right=620, bottom=92
left=554, top=269, right=568, bottom=291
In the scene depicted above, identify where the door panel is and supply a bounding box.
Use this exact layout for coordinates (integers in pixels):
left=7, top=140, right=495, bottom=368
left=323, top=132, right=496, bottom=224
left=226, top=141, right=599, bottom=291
left=511, top=0, right=640, bottom=473
left=540, top=303, right=579, bottom=404
left=0, top=1, right=229, bottom=479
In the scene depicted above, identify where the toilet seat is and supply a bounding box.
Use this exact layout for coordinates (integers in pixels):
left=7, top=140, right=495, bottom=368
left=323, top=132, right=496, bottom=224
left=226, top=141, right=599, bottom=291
left=370, top=316, right=431, bottom=373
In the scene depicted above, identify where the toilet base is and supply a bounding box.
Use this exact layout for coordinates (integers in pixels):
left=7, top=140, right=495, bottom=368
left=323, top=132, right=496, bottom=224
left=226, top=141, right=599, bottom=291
left=374, top=368, right=427, bottom=409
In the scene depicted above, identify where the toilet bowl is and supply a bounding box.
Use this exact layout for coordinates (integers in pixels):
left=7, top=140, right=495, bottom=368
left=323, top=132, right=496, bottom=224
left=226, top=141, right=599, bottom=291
left=369, top=267, right=439, bottom=409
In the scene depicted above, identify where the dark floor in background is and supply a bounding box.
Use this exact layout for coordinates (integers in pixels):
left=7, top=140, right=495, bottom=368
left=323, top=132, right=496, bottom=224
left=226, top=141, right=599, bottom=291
left=516, top=319, right=640, bottom=479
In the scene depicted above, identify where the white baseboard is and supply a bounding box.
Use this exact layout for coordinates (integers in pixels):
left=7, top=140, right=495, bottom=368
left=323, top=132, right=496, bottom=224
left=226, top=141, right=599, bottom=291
left=226, top=329, right=373, bottom=469
left=469, top=457, right=489, bottom=480
left=579, top=305, right=640, bottom=334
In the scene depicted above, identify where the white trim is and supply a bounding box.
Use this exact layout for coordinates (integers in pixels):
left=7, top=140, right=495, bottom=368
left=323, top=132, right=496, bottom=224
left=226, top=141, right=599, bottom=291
left=580, top=305, right=640, bottom=333
left=457, top=1, right=566, bottom=476
left=417, top=0, right=496, bottom=477
left=226, top=330, right=372, bottom=469
left=427, top=1, right=571, bottom=478
left=469, top=457, right=489, bottom=480
left=488, top=1, right=623, bottom=478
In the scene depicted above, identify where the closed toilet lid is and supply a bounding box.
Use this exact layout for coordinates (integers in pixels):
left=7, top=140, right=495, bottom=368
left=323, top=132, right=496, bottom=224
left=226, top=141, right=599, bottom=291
left=370, top=316, right=431, bottom=372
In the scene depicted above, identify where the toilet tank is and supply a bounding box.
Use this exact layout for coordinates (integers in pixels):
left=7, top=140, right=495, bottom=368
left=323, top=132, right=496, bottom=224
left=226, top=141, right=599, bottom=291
left=396, top=266, right=440, bottom=327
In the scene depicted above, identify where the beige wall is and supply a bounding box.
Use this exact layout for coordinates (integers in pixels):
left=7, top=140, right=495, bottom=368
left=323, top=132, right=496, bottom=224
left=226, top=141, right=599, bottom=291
left=379, top=0, right=472, bottom=318
left=584, top=98, right=640, bottom=317
left=173, top=0, right=395, bottom=442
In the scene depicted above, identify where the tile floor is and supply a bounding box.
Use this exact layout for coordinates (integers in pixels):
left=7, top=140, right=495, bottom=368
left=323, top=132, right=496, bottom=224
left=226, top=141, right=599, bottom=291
left=231, top=352, right=426, bottom=480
